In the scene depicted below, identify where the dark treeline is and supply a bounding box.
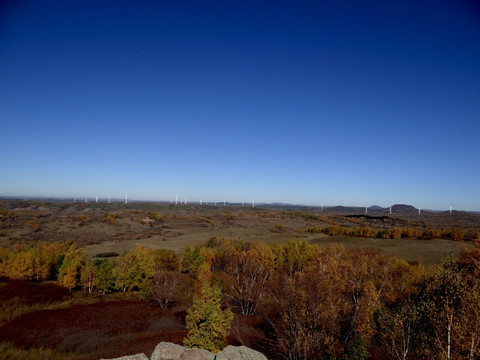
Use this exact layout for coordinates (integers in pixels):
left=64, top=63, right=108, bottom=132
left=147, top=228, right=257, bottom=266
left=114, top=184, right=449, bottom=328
left=1, top=236, right=480, bottom=359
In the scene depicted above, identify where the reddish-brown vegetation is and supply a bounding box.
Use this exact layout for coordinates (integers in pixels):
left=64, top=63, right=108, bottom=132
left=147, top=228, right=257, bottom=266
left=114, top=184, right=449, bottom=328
left=0, top=279, right=71, bottom=305
left=0, top=292, right=186, bottom=359
left=0, top=278, right=271, bottom=359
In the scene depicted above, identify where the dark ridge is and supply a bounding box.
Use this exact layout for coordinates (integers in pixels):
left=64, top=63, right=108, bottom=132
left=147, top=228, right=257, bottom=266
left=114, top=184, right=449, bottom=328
left=345, top=215, right=390, bottom=220
left=391, top=204, right=418, bottom=213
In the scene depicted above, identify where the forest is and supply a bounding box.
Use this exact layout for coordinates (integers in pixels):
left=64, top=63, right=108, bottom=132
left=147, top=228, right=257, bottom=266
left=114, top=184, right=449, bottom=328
left=1, top=234, right=480, bottom=360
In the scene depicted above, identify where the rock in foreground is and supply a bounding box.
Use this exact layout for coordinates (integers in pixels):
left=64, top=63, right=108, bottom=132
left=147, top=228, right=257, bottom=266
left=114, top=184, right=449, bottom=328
left=102, top=342, right=267, bottom=360
left=102, top=354, right=149, bottom=360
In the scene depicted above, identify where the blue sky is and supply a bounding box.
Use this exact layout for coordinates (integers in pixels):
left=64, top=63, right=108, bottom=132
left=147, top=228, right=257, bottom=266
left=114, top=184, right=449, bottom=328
left=1, top=1, right=479, bottom=210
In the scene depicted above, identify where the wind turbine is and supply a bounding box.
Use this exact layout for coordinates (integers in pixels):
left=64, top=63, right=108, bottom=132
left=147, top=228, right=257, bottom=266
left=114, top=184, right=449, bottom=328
left=184, top=197, right=187, bottom=205
left=252, top=199, right=255, bottom=208
left=125, top=193, right=128, bottom=205
left=176, top=195, right=178, bottom=205
left=389, top=206, right=392, bottom=215
left=418, top=208, right=421, bottom=215
left=200, top=199, right=202, bottom=205
left=224, top=200, right=226, bottom=207
left=96, top=194, right=98, bottom=203
left=85, top=197, right=87, bottom=203
left=74, top=197, right=76, bottom=203
left=108, top=197, right=111, bottom=204
left=365, top=206, right=368, bottom=214
left=321, top=201, right=323, bottom=211
left=450, top=205, right=453, bottom=214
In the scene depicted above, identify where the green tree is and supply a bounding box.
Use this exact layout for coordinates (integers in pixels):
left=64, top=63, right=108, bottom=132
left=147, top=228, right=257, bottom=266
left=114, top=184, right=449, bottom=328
left=95, top=259, right=115, bottom=294
left=80, top=260, right=97, bottom=293
left=113, top=246, right=154, bottom=293
left=377, top=299, right=421, bottom=360
left=183, top=281, right=234, bottom=353
left=344, top=332, right=369, bottom=360
left=180, top=246, right=205, bottom=278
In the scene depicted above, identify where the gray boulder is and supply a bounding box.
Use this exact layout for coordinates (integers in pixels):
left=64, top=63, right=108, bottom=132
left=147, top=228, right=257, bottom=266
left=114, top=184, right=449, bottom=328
left=101, top=354, right=149, bottom=360
left=216, top=345, right=268, bottom=360
left=104, top=342, right=268, bottom=360
left=151, top=342, right=186, bottom=360
left=151, top=342, right=214, bottom=360
left=179, top=348, right=215, bottom=360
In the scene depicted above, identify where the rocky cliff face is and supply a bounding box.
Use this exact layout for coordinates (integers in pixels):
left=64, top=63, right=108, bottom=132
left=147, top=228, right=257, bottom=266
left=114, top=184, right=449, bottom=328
left=101, top=342, right=268, bottom=360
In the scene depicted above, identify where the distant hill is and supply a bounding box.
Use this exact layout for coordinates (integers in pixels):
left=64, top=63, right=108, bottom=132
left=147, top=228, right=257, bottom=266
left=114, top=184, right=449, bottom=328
left=327, top=206, right=362, bottom=213
left=391, top=204, right=418, bottom=213
left=2, top=196, right=478, bottom=215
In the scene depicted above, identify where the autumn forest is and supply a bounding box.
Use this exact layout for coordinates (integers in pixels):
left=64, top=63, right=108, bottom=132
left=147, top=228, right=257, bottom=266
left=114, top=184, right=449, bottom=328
left=0, top=201, right=480, bottom=360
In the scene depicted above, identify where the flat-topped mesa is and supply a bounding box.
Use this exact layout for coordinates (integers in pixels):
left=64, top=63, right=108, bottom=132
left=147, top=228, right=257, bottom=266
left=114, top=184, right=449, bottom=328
left=101, top=342, right=268, bottom=360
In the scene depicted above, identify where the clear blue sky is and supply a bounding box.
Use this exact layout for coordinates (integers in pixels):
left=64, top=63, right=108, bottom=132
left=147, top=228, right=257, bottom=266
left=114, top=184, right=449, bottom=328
left=1, top=1, right=479, bottom=210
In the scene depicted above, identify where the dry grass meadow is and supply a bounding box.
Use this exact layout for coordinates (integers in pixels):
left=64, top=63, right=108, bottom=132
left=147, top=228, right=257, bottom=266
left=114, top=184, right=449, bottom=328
left=1, top=199, right=478, bottom=266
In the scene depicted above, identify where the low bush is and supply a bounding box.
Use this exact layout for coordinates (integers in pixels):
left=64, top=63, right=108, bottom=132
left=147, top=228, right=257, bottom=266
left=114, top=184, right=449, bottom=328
left=95, top=252, right=119, bottom=258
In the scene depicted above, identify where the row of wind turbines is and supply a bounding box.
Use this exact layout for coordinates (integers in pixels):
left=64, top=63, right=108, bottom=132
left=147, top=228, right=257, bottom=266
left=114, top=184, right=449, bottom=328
left=73, top=195, right=454, bottom=214
left=73, top=194, right=257, bottom=208
left=172, top=195, right=255, bottom=208
left=73, top=194, right=128, bottom=204
left=364, top=205, right=454, bottom=215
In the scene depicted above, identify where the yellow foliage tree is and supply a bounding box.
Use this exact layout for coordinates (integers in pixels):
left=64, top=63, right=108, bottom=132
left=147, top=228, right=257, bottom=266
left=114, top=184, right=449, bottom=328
left=81, top=261, right=97, bottom=293
left=58, top=246, right=84, bottom=290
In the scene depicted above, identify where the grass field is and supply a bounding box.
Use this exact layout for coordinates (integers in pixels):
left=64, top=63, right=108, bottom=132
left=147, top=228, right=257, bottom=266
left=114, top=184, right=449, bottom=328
left=310, top=235, right=472, bottom=266
left=1, top=200, right=478, bottom=266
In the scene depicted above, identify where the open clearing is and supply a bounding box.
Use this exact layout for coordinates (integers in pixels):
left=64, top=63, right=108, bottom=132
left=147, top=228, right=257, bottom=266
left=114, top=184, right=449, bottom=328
left=1, top=200, right=478, bottom=265
left=311, top=235, right=472, bottom=266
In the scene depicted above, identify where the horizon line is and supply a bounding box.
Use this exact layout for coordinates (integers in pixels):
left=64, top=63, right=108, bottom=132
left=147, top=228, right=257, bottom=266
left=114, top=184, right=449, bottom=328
left=0, top=195, right=474, bottom=213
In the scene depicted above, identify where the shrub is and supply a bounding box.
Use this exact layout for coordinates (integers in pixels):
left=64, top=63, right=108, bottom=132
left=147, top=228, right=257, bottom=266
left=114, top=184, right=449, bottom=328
left=183, top=281, right=233, bottom=352
left=95, top=252, right=119, bottom=258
